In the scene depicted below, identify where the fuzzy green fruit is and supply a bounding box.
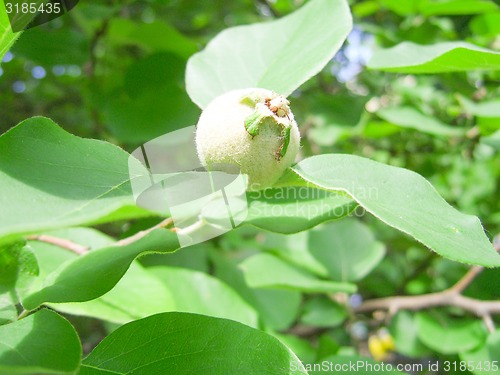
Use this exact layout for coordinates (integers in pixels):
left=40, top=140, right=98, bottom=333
left=195, top=88, right=300, bottom=191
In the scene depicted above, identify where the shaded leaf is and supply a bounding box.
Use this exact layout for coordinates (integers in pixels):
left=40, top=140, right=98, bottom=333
left=0, top=309, right=81, bottom=374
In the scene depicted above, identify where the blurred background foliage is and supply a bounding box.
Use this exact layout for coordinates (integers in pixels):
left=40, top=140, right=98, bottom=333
left=1, top=0, right=500, bottom=373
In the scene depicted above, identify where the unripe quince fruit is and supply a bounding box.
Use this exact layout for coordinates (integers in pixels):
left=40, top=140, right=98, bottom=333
left=195, top=88, right=300, bottom=191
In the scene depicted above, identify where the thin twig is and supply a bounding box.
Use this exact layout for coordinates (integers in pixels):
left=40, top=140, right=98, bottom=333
left=256, top=0, right=279, bottom=17
left=26, top=235, right=89, bottom=255
left=483, top=314, right=496, bottom=333
left=116, top=218, right=174, bottom=246
left=448, top=265, right=484, bottom=294
left=27, top=218, right=174, bottom=256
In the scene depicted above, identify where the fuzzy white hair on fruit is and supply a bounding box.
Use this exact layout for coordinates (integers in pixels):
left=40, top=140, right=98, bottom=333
left=195, top=88, right=300, bottom=191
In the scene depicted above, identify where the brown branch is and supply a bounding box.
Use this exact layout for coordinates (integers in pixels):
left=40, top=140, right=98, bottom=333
left=448, top=265, right=484, bottom=294
left=354, top=290, right=500, bottom=317
left=355, top=236, right=500, bottom=318
left=27, top=234, right=89, bottom=255
left=27, top=218, right=174, bottom=255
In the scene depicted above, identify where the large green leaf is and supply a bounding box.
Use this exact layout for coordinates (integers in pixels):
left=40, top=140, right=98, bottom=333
left=149, top=266, right=258, bottom=327
left=240, top=253, right=356, bottom=293
left=0, top=117, right=151, bottom=245
left=79, top=312, right=308, bottom=374
left=22, top=228, right=180, bottom=310
left=245, top=187, right=357, bottom=234
left=376, top=107, right=465, bottom=137
left=0, top=309, right=81, bottom=374
left=368, top=42, right=500, bottom=73
left=0, top=0, right=21, bottom=63
left=291, top=154, right=500, bottom=267
left=416, top=313, right=487, bottom=354
left=186, top=0, right=352, bottom=108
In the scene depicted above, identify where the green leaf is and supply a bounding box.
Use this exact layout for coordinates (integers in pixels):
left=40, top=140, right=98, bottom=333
left=186, top=0, right=352, bottom=108
left=416, top=312, right=487, bottom=354
left=240, top=253, right=357, bottom=293
left=13, top=27, right=89, bottom=66
left=309, top=219, right=386, bottom=282
left=376, top=107, right=465, bottom=137
left=470, top=13, right=500, bottom=37
left=0, top=309, right=81, bottom=374
left=460, top=96, right=500, bottom=118
left=0, top=1, right=21, bottom=63
left=149, top=266, right=258, bottom=327
left=301, top=297, right=347, bottom=327
left=261, top=231, right=328, bottom=276
left=460, top=330, right=500, bottom=375
left=389, top=311, right=432, bottom=358
left=48, top=262, right=176, bottom=325
left=245, top=186, right=357, bottom=234
left=482, top=129, right=500, bottom=150
left=368, top=42, right=500, bottom=73
left=0, top=243, right=38, bottom=325
left=0, top=117, right=151, bottom=245
left=291, top=154, right=500, bottom=267
left=22, top=228, right=180, bottom=310
left=420, top=0, right=499, bottom=16
left=106, top=19, right=197, bottom=59
left=211, top=251, right=301, bottom=331
left=80, top=312, right=307, bottom=374
left=100, top=53, right=200, bottom=143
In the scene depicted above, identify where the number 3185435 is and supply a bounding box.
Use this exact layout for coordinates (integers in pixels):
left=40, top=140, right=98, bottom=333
left=5, top=2, right=62, bottom=14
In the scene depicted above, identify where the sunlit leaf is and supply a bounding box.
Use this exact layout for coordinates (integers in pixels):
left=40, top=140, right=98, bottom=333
left=186, top=0, right=352, bottom=107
